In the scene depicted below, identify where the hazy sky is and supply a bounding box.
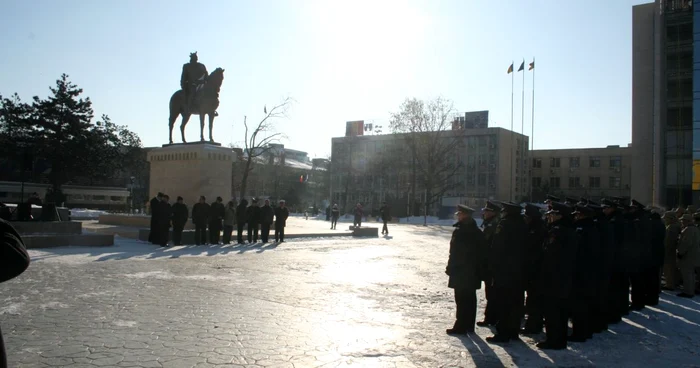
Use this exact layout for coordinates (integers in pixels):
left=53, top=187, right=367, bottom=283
left=1, top=0, right=649, bottom=158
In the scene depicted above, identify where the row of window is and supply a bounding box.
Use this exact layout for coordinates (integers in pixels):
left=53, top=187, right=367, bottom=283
left=533, top=176, right=623, bottom=189
left=532, top=156, right=622, bottom=169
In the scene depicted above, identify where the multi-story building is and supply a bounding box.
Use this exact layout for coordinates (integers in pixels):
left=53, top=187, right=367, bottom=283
left=330, top=115, right=529, bottom=217
left=631, top=0, right=695, bottom=207
left=530, top=145, right=632, bottom=202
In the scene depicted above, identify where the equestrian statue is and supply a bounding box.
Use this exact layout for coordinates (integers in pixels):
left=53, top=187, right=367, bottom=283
left=168, top=52, right=225, bottom=144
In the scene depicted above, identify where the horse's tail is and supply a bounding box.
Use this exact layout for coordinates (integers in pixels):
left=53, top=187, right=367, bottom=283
left=169, top=90, right=185, bottom=123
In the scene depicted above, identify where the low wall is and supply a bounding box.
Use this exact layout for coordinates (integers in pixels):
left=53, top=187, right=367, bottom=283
left=99, top=214, right=195, bottom=230
left=23, top=234, right=114, bottom=249
left=13, top=221, right=82, bottom=235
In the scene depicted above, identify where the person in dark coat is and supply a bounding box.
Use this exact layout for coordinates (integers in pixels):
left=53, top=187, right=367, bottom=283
left=662, top=211, right=682, bottom=290
left=171, top=196, right=189, bottom=246
left=191, top=196, right=210, bottom=245
left=590, top=201, right=614, bottom=333
left=477, top=200, right=501, bottom=327
left=158, top=195, right=172, bottom=247
left=603, top=198, right=627, bottom=323
left=353, top=203, right=364, bottom=227
left=0, top=219, right=30, bottom=368
left=445, top=205, right=487, bottom=334
left=628, top=199, right=652, bottom=310
left=246, top=198, right=261, bottom=243
left=485, top=201, right=528, bottom=344
left=569, top=204, right=600, bottom=342
left=223, top=201, right=236, bottom=244
left=148, top=192, right=164, bottom=244
left=647, top=209, right=666, bottom=305
left=236, top=199, right=248, bottom=243
left=275, top=200, right=290, bottom=242
left=260, top=199, right=275, bottom=243
left=208, top=197, right=225, bottom=244
left=536, top=202, right=577, bottom=350
left=521, top=203, right=547, bottom=335
left=380, top=202, right=392, bottom=235
left=331, top=204, right=340, bottom=230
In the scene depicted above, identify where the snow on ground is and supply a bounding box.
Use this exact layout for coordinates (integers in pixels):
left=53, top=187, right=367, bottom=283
left=69, top=208, right=109, bottom=219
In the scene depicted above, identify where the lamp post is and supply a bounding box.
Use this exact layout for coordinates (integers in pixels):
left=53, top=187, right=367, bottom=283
left=129, top=176, right=135, bottom=214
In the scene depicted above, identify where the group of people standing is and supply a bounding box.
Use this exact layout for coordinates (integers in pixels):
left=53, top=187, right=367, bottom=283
left=148, top=192, right=290, bottom=246
left=446, top=195, right=700, bottom=350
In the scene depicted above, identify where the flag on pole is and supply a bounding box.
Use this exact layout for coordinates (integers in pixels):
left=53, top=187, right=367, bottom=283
left=507, top=63, right=514, bottom=74
left=518, top=60, right=525, bottom=72
left=529, top=59, right=535, bottom=71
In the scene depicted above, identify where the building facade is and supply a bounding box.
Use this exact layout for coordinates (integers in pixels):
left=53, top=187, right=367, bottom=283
left=330, top=117, right=529, bottom=217
left=632, top=0, right=695, bottom=207
left=531, top=146, right=632, bottom=202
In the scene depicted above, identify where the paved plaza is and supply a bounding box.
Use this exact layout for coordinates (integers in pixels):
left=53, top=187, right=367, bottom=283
left=1, top=218, right=700, bottom=367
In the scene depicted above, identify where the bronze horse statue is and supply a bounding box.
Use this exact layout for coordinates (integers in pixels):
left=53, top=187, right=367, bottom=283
left=168, top=67, right=224, bottom=144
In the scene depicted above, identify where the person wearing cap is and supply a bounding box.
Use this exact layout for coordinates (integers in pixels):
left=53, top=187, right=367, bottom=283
left=148, top=192, right=164, bottom=244
left=156, top=195, right=172, bottom=247
left=445, top=205, right=486, bottom=335
left=330, top=204, right=340, bottom=230
left=380, top=202, right=392, bottom=235
left=485, top=201, right=528, bottom=344
left=600, top=199, right=625, bottom=323
left=627, top=199, right=653, bottom=310
left=476, top=200, right=501, bottom=327
left=521, top=203, right=547, bottom=335
left=564, top=197, right=579, bottom=206
left=274, top=200, right=290, bottom=242
left=568, top=204, right=600, bottom=342
left=537, top=201, right=577, bottom=350
left=353, top=203, right=364, bottom=228
left=209, top=196, right=225, bottom=244
left=677, top=214, right=700, bottom=298
left=235, top=199, right=248, bottom=244
left=591, top=201, right=614, bottom=333
left=662, top=211, right=681, bottom=291
left=246, top=198, right=261, bottom=243
left=260, top=199, right=275, bottom=243
left=647, top=209, right=667, bottom=304
left=192, top=196, right=210, bottom=245
left=171, top=196, right=189, bottom=246
left=223, top=200, right=236, bottom=244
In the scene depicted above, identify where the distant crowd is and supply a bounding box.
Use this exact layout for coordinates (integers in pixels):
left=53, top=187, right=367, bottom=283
left=148, top=193, right=289, bottom=247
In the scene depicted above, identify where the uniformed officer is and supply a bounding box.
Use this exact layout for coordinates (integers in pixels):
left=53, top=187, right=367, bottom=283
left=588, top=200, right=614, bottom=333
left=569, top=204, right=600, bottom=342
left=629, top=199, right=652, bottom=310
left=521, top=203, right=547, bottom=334
left=477, top=200, right=501, bottom=327
left=445, top=205, right=487, bottom=334
left=537, top=202, right=577, bottom=350
left=486, top=201, right=528, bottom=344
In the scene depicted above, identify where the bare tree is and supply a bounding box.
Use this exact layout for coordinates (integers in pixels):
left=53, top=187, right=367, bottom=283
left=239, top=97, right=292, bottom=199
left=390, top=97, right=464, bottom=225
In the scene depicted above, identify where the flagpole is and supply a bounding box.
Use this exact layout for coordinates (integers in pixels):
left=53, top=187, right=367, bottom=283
left=510, top=62, right=514, bottom=202
left=529, top=58, right=536, bottom=202
left=520, top=59, right=525, bottom=204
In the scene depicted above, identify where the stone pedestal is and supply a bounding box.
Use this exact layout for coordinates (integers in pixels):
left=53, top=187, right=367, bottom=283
left=147, top=143, right=236, bottom=207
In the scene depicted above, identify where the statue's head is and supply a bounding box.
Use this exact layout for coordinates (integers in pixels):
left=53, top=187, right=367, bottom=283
left=189, top=52, right=198, bottom=63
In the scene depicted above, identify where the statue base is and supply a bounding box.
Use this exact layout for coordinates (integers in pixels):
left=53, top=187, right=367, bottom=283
left=147, top=143, right=236, bottom=207
left=162, top=141, right=222, bottom=147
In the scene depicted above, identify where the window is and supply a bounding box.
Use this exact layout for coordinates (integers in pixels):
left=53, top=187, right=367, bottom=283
left=532, top=177, right=542, bottom=188
left=609, top=156, right=621, bottom=168
left=550, top=158, right=561, bottom=168
left=92, top=195, right=106, bottom=201
left=478, top=155, right=487, bottom=165
left=532, top=158, right=542, bottom=168
left=568, top=177, right=581, bottom=188
left=550, top=177, right=561, bottom=188
left=589, top=176, right=601, bottom=188
left=609, top=177, right=621, bottom=189
left=569, top=157, right=580, bottom=168
left=589, top=157, right=600, bottom=167
left=478, top=173, right=487, bottom=186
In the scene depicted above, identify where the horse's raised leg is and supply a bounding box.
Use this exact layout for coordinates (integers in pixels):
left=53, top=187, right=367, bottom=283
left=199, top=114, right=206, bottom=142
left=208, top=113, right=215, bottom=142
left=180, top=113, right=191, bottom=143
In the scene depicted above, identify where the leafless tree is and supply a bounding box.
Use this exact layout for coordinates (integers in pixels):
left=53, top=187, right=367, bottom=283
left=238, top=97, right=292, bottom=199
left=390, top=97, right=464, bottom=225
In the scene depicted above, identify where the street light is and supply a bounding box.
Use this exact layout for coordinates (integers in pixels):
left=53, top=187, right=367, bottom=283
left=129, top=176, right=135, bottom=214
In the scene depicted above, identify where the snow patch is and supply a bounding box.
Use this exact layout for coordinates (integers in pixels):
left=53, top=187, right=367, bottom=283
left=112, top=320, right=137, bottom=327
left=70, top=208, right=109, bottom=219
left=0, top=303, right=24, bottom=315
left=39, top=302, right=69, bottom=309
left=123, top=271, right=174, bottom=280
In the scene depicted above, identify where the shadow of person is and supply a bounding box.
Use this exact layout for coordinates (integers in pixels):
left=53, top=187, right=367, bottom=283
left=453, top=333, right=503, bottom=367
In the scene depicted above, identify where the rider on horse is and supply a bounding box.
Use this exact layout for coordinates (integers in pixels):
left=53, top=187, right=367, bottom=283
left=180, top=52, right=209, bottom=113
